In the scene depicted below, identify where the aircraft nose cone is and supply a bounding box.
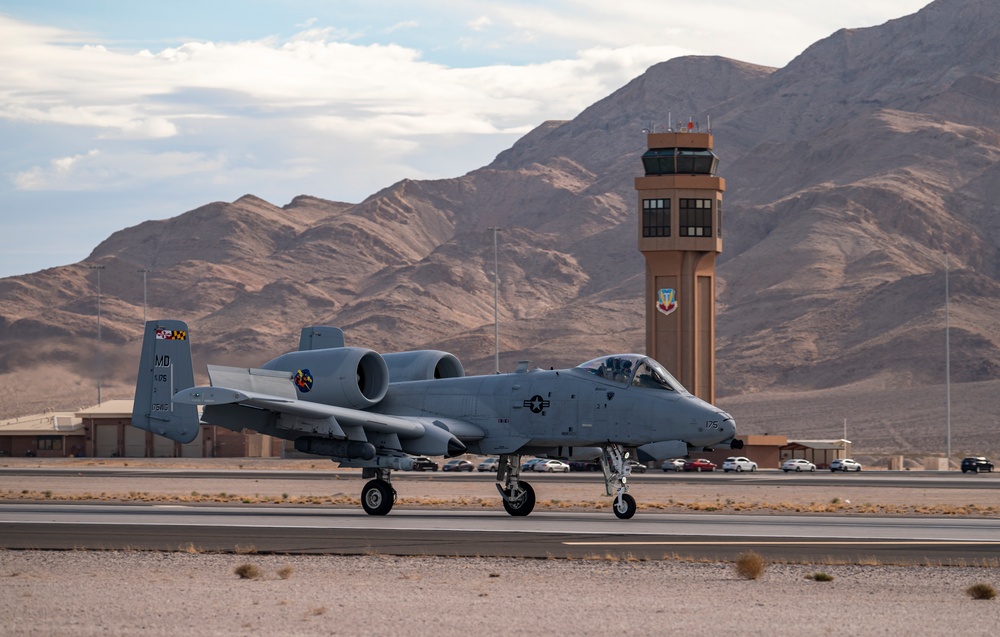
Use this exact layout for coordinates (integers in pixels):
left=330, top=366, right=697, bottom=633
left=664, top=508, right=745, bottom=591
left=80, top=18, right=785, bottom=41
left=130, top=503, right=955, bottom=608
left=722, top=416, right=736, bottom=438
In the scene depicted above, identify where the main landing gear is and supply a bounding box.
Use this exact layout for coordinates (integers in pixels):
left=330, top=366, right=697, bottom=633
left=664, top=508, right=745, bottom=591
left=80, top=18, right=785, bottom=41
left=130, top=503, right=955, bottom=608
left=601, top=443, right=636, bottom=519
left=496, top=454, right=535, bottom=516
left=361, top=468, right=396, bottom=516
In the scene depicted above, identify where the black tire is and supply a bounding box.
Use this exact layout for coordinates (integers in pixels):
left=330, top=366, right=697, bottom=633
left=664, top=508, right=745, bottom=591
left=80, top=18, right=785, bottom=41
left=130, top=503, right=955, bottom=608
left=361, top=479, right=394, bottom=516
left=736, top=466, right=743, bottom=473
left=810, top=466, right=816, bottom=472
left=751, top=466, right=756, bottom=472
left=796, top=466, right=802, bottom=472
left=502, top=482, right=535, bottom=517
left=613, top=493, right=637, bottom=519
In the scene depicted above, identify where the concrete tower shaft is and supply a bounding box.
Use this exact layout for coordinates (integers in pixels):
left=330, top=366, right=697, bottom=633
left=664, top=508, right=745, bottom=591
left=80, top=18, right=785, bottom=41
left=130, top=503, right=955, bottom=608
left=635, top=131, right=724, bottom=402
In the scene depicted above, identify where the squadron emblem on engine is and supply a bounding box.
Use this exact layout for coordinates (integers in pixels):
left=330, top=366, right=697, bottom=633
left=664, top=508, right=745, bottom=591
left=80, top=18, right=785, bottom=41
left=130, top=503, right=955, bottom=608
left=293, top=369, right=314, bottom=393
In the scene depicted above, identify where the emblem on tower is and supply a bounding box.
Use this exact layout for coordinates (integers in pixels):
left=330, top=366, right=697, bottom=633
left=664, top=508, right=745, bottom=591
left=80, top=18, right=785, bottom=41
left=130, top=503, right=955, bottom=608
left=656, top=288, right=677, bottom=316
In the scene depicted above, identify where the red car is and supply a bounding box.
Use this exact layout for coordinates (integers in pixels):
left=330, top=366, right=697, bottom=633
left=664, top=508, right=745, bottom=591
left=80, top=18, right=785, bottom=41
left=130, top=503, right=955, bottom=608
left=683, top=458, right=717, bottom=472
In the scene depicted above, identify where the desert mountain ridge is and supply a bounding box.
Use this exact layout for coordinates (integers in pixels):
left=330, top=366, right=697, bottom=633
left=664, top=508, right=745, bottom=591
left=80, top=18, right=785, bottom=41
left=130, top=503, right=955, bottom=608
left=2, top=0, right=999, bottom=458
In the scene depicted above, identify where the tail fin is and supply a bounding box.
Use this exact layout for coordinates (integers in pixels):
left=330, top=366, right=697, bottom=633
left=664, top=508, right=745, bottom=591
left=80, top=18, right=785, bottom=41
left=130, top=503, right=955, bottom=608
left=131, top=319, right=200, bottom=443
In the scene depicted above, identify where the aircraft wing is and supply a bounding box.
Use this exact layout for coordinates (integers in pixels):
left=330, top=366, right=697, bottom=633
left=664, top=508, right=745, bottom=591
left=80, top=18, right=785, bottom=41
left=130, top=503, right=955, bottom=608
left=173, top=385, right=426, bottom=437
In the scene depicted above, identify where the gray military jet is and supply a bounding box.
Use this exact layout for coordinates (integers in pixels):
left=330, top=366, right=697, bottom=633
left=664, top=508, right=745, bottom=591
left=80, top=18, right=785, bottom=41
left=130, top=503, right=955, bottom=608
left=132, top=320, right=740, bottom=519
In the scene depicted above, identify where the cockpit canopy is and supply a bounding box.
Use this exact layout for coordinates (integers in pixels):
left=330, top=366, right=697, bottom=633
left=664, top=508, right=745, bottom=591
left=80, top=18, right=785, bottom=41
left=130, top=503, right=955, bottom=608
left=576, top=354, right=689, bottom=393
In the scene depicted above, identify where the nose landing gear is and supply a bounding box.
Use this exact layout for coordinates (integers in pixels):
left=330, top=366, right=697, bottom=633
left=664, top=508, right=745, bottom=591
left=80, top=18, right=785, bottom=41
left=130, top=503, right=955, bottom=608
left=601, top=443, right=637, bottom=519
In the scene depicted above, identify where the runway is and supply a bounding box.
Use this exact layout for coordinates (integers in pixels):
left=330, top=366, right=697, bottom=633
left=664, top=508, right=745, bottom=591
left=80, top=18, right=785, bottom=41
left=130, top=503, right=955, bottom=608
left=2, top=502, right=999, bottom=565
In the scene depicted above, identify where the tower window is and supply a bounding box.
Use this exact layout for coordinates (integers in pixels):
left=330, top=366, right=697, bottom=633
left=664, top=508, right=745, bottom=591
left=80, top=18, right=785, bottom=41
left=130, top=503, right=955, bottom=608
left=642, top=199, right=670, bottom=237
left=679, top=199, right=713, bottom=237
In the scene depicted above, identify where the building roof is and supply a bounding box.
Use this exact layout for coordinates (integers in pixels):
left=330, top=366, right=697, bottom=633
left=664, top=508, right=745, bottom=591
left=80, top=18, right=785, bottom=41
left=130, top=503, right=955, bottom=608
left=75, top=399, right=134, bottom=418
left=783, top=439, right=851, bottom=450
left=0, top=411, right=83, bottom=436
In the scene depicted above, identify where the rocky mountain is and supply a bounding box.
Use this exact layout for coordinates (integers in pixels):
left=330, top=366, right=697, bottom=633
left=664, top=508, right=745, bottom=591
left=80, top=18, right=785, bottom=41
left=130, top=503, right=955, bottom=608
left=2, top=0, right=999, bottom=456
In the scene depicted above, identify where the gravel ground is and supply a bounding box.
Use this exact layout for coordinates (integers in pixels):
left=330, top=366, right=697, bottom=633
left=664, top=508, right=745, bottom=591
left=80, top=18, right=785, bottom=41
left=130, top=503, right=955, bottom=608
left=2, top=551, right=999, bottom=636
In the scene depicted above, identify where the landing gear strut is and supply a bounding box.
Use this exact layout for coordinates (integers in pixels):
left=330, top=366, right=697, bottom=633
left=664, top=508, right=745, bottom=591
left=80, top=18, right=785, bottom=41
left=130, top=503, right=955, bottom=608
left=361, top=468, right=396, bottom=516
left=601, top=443, right=637, bottom=519
left=496, top=454, right=535, bottom=516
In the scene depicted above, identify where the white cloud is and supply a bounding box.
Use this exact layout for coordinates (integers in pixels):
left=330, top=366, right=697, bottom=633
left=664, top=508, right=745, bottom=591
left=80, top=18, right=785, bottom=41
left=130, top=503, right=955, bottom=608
left=468, top=16, right=493, bottom=32
left=0, top=2, right=933, bottom=277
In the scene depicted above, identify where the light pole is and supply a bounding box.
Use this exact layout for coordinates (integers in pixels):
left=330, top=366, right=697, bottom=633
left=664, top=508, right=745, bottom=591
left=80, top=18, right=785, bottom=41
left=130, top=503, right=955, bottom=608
left=488, top=227, right=502, bottom=374
left=945, top=252, right=951, bottom=468
left=137, top=268, right=151, bottom=324
left=88, top=264, right=106, bottom=406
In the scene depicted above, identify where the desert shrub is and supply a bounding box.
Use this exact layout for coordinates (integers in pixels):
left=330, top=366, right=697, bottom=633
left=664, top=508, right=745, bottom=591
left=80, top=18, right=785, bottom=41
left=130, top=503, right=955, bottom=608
left=966, top=583, right=996, bottom=600
left=734, top=551, right=767, bottom=580
left=234, top=563, right=262, bottom=580
left=808, top=572, right=834, bottom=582
left=278, top=566, right=294, bottom=580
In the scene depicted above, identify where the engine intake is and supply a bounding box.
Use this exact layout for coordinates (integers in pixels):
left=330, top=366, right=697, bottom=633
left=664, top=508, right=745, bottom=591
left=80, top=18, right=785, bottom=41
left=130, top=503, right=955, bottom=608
left=382, top=350, right=465, bottom=382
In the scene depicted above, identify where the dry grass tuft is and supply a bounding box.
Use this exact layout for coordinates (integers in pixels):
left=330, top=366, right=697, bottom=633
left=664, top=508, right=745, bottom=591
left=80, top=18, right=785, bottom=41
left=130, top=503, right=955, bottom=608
left=808, top=572, right=835, bottom=582
left=966, top=583, right=996, bottom=600
left=277, top=566, right=294, bottom=580
left=734, top=551, right=767, bottom=580
left=234, top=563, right=262, bottom=580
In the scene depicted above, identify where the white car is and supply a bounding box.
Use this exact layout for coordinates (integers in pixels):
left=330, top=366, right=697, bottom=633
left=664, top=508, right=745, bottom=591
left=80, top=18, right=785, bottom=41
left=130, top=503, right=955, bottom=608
left=722, top=456, right=758, bottom=473
left=661, top=458, right=686, bottom=472
left=535, top=459, right=571, bottom=473
left=781, top=459, right=817, bottom=472
left=830, top=458, right=862, bottom=472
left=477, top=457, right=499, bottom=472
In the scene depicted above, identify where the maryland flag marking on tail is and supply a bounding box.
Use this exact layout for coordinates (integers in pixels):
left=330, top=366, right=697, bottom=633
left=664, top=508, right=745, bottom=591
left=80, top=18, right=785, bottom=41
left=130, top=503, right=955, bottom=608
left=155, top=329, right=188, bottom=340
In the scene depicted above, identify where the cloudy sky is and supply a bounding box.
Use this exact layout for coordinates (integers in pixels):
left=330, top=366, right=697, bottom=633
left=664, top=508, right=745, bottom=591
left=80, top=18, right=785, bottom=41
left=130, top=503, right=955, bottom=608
left=0, top=0, right=931, bottom=279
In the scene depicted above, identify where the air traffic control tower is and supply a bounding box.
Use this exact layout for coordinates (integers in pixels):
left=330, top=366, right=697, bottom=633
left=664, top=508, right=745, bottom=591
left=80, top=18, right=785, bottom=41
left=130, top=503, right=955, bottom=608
left=635, top=127, right=723, bottom=403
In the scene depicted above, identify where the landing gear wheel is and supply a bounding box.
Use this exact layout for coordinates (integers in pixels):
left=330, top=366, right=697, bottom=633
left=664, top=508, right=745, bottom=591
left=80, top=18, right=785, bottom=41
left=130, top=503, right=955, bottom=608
left=361, top=479, right=394, bottom=516
left=502, top=481, right=535, bottom=517
left=613, top=493, right=637, bottom=519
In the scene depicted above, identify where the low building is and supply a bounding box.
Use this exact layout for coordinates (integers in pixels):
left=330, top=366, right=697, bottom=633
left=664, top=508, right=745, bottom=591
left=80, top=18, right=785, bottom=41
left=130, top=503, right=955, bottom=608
left=2, top=401, right=281, bottom=458
left=0, top=411, right=85, bottom=457
left=688, top=434, right=788, bottom=469
left=779, top=439, right=852, bottom=469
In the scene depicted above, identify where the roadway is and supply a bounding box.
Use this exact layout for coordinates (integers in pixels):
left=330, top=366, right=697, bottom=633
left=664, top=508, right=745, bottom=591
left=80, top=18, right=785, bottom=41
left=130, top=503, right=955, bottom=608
left=1, top=467, right=998, bottom=565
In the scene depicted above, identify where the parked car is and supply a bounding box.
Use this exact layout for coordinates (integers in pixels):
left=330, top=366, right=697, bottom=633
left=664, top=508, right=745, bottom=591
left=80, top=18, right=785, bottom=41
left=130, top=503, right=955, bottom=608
left=534, top=459, right=571, bottom=473
left=722, top=456, right=757, bottom=473
left=569, top=460, right=602, bottom=471
left=661, top=458, right=686, bottom=472
left=410, top=456, right=439, bottom=471
left=781, top=459, right=817, bottom=472
left=520, top=458, right=547, bottom=472
left=830, top=458, right=862, bottom=472
left=477, top=457, right=499, bottom=472
left=961, top=457, right=995, bottom=473
left=627, top=460, right=647, bottom=473
left=683, top=458, right=717, bottom=472
left=442, top=459, right=475, bottom=472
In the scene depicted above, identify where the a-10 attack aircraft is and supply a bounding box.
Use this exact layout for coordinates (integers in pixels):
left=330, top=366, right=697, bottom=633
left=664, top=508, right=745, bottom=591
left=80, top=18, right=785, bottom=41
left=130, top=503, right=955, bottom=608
left=132, top=320, right=740, bottom=519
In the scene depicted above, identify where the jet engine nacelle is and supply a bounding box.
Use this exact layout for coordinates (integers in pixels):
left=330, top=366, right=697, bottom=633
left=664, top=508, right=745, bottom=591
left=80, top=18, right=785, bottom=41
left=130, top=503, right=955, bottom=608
left=261, top=347, right=389, bottom=409
left=382, top=350, right=465, bottom=382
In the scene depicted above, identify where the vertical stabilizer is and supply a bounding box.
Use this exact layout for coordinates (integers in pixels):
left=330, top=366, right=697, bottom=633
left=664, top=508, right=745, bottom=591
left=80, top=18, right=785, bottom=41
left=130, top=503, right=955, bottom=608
left=131, top=319, right=200, bottom=443
left=298, top=326, right=345, bottom=351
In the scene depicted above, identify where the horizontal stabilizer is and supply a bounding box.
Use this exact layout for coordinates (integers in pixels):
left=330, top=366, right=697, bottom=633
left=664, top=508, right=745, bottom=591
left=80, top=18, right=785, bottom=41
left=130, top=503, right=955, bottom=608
left=207, top=365, right=297, bottom=399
